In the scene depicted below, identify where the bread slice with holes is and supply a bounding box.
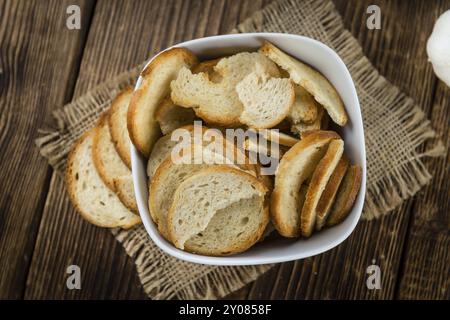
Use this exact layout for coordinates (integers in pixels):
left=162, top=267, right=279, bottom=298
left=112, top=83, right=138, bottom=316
left=108, top=87, right=133, bottom=168
left=149, top=142, right=254, bottom=239
left=271, top=130, right=340, bottom=237
left=155, top=98, right=196, bottom=135
left=300, top=139, right=344, bottom=237
left=326, top=164, right=362, bottom=226
left=113, top=176, right=138, bottom=214
left=315, top=155, right=349, bottom=230
left=288, top=85, right=319, bottom=125
left=260, top=41, right=347, bottom=126
left=128, top=48, right=198, bottom=157
left=168, top=166, right=268, bottom=254
left=171, top=52, right=279, bottom=126
left=93, top=114, right=130, bottom=191
left=237, top=69, right=294, bottom=128
left=65, top=129, right=141, bottom=228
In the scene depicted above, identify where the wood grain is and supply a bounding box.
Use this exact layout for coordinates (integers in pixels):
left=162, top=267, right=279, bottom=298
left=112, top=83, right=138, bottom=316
left=24, top=0, right=273, bottom=299
left=396, top=80, right=450, bottom=300
left=0, top=0, right=94, bottom=299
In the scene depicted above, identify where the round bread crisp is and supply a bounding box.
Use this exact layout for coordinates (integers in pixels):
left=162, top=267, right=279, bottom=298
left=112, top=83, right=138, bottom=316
left=108, top=87, right=133, bottom=169
left=128, top=47, right=198, bottom=157
left=65, top=129, right=141, bottom=229
left=167, top=166, right=269, bottom=255
left=326, top=165, right=362, bottom=227
left=300, top=139, right=344, bottom=237
left=92, top=114, right=130, bottom=192
left=271, top=130, right=340, bottom=237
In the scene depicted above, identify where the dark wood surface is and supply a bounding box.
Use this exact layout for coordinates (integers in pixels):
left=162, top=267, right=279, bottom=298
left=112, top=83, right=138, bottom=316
left=0, top=0, right=448, bottom=299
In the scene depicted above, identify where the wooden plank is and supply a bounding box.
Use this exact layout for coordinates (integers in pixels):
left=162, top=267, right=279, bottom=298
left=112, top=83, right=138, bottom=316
left=396, top=80, right=450, bottom=300
left=0, top=0, right=94, bottom=299
left=25, top=0, right=272, bottom=299
left=245, top=0, right=444, bottom=299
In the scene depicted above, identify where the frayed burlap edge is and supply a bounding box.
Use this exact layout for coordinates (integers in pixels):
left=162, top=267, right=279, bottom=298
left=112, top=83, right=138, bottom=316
left=112, top=228, right=272, bottom=300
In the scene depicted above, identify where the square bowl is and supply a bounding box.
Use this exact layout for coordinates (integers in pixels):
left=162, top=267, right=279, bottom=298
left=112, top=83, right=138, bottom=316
left=131, top=33, right=366, bottom=266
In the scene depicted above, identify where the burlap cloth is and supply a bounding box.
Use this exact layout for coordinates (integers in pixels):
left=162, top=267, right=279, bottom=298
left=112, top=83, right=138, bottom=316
left=36, top=0, right=444, bottom=299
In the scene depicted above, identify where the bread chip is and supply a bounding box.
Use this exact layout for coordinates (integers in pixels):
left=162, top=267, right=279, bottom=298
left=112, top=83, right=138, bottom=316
left=291, top=106, right=325, bottom=137
left=288, top=85, right=319, bottom=124
left=271, top=130, right=340, bottom=237
left=108, top=87, right=133, bottom=168
left=260, top=41, right=348, bottom=126
left=326, top=165, right=362, bottom=226
left=167, top=166, right=268, bottom=253
left=259, top=129, right=299, bottom=147
left=155, top=98, right=196, bottom=135
left=315, top=156, right=349, bottom=230
left=113, top=176, right=138, bottom=214
left=193, top=58, right=222, bottom=82
left=93, top=114, right=130, bottom=191
left=128, top=47, right=198, bottom=157
left=237, top=69, right=294, bottom=128
left=300, top=139, right=344, bottom=237
left=149, top=145, right=241, bottom=239
left=65, top=129, right=141, bottom=229
left=170, top=52, right=279, bottom=125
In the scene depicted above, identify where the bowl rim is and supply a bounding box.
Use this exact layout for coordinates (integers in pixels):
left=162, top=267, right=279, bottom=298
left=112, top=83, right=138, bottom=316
left=131, top=32, right=367, bottom=266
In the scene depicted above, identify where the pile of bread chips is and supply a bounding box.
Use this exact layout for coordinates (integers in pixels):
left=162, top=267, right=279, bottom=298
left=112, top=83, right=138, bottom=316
left=66, top=41, right=362, bottom=256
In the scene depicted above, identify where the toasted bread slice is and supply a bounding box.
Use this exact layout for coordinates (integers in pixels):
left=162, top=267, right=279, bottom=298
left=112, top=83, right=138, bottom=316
left=113, top=176, right=138, bottom=214
left=170, top=52, right=279, bottom=125
left=65, top=129, right=141, bottom=228
left=237, top=69, right=294, bottom=128
left=271, top=131, right=340, bottom=237
left=260, top=41, right=347, bottom=126
left=192, top=58, right=222, bottom=82
left=326, top=165, right=362, bottom=226
left=288, top=85, right=319, bottom=124
left=315, top=156, right=349, bottom=230
left=259, top=129, right=299, bottom=147
left=108, top=87, right=133, bottom=168
left=154, top=98, right=196, bottom=135
left=92, top=114, right=130, bottom=191
left=168, top=166, right=268, bottom=252
left=128, top=48, right=198, bottom=157
left=243, top=136, right=286, bottom=159
left=300, top=139, right=344, bottom=237
left=291, top=105, right=324, bottom=137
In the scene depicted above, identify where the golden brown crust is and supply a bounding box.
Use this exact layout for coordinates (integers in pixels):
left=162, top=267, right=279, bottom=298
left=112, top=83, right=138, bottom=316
left=127, top=48, right=198, bottom=157
left=260, top=129, right=299, bottom=147
left=108, top=86, right=133, bottom=169
left=113, top=178, right=138, bottom=215
left=167, top=165, right=268, bottom=255
left=271, top=130, right=340, bottom=237
left=315, top=155, right=349, bottom=230
left=326, top=165, right=362, bottom=226
left=65, top=129, right=141, bottom=229
left=300, top=139, right=344, bottom=237
left=92, top=113, right=116, bottom=191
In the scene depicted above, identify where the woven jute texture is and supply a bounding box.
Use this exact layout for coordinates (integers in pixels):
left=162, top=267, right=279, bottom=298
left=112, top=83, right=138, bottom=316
left=36, top=0, right=444, bottom=299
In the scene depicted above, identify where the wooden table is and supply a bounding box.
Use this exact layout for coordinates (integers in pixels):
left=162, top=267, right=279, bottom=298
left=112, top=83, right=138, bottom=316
left=0, top=0, right=448, bottom=300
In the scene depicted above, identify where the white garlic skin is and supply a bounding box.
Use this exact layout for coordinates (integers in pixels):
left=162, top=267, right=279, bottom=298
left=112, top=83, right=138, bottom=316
left=427, top=10, right=450, bottom=87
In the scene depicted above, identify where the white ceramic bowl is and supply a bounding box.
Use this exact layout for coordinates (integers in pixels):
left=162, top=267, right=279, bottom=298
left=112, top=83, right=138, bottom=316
left=131, top=33, right=366, bottom=266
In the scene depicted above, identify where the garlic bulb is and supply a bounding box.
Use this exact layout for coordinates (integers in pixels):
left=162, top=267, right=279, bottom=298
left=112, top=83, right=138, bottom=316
left=426, top=10, right=450, bottom=87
